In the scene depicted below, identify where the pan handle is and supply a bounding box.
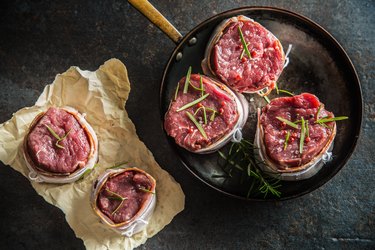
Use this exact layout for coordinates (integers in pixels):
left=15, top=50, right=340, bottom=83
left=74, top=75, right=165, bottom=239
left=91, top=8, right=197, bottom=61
left=128, top=0, right=183, bottom=44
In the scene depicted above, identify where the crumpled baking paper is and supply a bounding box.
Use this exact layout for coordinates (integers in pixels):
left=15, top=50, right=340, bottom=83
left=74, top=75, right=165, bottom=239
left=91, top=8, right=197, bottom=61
left=0, top=58, right=185, bottom=249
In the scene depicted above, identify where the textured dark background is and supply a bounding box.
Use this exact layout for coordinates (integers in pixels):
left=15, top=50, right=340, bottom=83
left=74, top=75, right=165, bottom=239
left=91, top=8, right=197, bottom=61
left=0, top=0, right=374, bottom=249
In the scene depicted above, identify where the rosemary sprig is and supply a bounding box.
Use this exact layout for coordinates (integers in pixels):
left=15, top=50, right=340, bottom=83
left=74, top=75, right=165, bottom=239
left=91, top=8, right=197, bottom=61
left=284, top=131, right=290, bottom=150
left=45, top=124, right=71, bottom=149
left=138, top=186, right=155, bottom=194
left=299, top=117, right=306, bottom=154
left=194, top=106, right=208, bottom=124
left=316, top=116, right=348, bottom=123
left=276, top=117, right=299, bottom=129
left=238, top=26, right=251, bottom=59
left=263, top=95, right=270, bottom=104
left=199, top=74, right=204, bottom=97
left=217, top=139, right=282, bottom=198
left=183, top=66, right=192, bottom=94
left=240, top=42, right=251, bottom=59
left=174, top=82, right=180, bottom=101
left=105, top=189, right=128, bottom=215
left=177, top=93, right=209, bottom=112
left=79, top=163, right=99, bottom=180
left=205, top=107, right=218, bottom=121
left=278, top=89, right=294, bottom=96
left=274, top=82, right=294, bottom=96
left=186, top=111, right=208, bottom=139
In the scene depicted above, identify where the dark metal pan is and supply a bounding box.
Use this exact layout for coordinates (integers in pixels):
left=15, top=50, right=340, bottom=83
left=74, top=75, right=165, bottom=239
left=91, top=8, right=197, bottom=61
left=129, top=0, right=362, bottom=201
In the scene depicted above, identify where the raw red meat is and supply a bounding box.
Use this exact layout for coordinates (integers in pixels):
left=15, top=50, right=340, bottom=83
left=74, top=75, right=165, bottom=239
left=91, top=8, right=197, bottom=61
left=259, top=93, right=335, bottom=168
left=97, top=170, right=153, bottom=224
left=26, top=107, right=90, bottom=173
left=164, top=74, right=240, bottom=151
left=208, top=16, right=285, bottom=93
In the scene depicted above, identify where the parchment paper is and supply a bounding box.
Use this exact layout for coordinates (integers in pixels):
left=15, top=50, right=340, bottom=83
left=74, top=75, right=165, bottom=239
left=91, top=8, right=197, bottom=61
left=0, top=58, right=185, bottom=249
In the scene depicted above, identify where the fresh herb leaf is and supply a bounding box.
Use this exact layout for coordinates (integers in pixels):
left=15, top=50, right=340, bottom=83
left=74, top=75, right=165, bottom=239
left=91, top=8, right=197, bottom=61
left=240, top=42, right=251, bottom=59
left=217, top=139, right=282, bottom=199
left=238, top=26, right=252, bottom=59
left=278, top=89, right=294, bottom=96
left=183, top=66, right=192, bottom=94
left=45, top=125, right=70, bottom=149
left=105, top=189, right=128, bottom=215
left=316, top=116, right=349, bottom=123
left=174, top=82, right=180, bottom=101
left=138, top=187, right=155, bottom=194
left=199, top=74, right=204, bottom=97
left=284, top=131, right=290, bottom=150
left=263, top=95, right=270, bottom=104
left=276, top=117, right=299, bottom=129
left=186, top=111, right=208, bottom=139
left=299, top=117, right=306, bottom=154
left=177, top=93, right=209, bottom=112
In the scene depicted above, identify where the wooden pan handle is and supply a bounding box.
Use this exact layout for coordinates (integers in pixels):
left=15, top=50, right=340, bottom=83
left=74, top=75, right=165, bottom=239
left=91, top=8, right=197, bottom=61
left=128, top=0, right=183, bottom=44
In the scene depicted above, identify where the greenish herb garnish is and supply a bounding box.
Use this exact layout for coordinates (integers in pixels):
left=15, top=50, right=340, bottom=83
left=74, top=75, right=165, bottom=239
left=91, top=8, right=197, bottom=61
left=186, top=111, right=208, bottom=139
left=199, top=74, right=204, bottom=97
left=183, top=66, right=192, bottom=94
left=283, top=131, right=290, bottom=150
left=79, top=163, right=98, bottom=180
left=276, top=117, right=299, bottom=129
left=174, top=82, right=180, bottom=101
left=105, top=189, right=128, bottom=215
left=45, top=124, right=71, bottom=149
left=217, top=139, right=281, bottom=198
left=177, top=93, right=209, bottom=112
left=138, top=187, right=155, bottom=194
left=263, top=95, right=270, bottom=104
left=316, top=116, right=349, bottom=123
left=238, top=26, right=252, bottom=59
left=274, top=82, right=294, bottom=96
left=316, top=104, right=323, bottom=120
left=205, top=107, right=218, bottom=121
left=194, top=106, right=208, bottom=124
left=299, top=117, right=306, bottom=154
left=240, top=42, right=251, bottom=59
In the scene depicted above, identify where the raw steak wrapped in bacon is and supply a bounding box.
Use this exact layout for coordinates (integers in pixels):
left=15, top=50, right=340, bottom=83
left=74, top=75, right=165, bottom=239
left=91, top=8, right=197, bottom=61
left=255, top=93, right=342, bottom=180
left=202, top=15, right=285, bottom=94
left=164, top=71, right=248, bottom=153
left=23, top=106, right=98, bottom=183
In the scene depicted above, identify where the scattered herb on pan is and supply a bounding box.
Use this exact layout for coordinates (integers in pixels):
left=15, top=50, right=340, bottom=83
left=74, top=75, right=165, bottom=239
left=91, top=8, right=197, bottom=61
left=238, top=26, right=252, bottom=59
left=186, top=111, right=208, bottom=139
left=216, top=139, right=281, bottom=198
left=105, top=189, right=128, bottom=215
left=45, top=124, right=71, bottom=149
left=183, top=66, right=192, bottom=94
left=275, top=82, right=294, bottom=96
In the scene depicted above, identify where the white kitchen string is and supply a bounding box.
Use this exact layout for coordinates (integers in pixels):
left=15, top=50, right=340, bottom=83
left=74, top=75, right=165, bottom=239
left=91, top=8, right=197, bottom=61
left=231, top=128, right=243, bottom=143
left=283, top=44, right=293, bottom=69
left=322, top=151, right=333, bottom=163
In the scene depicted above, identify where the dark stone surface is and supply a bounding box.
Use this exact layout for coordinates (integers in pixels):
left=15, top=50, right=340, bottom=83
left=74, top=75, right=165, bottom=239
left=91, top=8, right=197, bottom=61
left=0, top=0, right=374, bottom=249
